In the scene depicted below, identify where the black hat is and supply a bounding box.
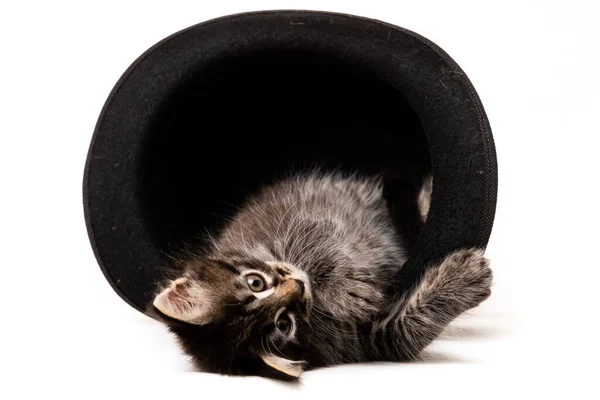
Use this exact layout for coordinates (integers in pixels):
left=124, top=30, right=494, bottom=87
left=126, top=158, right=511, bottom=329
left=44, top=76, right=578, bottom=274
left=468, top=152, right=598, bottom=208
left=83, top=10, right=498, bottom=317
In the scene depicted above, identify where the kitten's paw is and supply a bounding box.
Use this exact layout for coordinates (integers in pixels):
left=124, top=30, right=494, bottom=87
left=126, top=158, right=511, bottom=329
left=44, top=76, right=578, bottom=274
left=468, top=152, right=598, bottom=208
left=425, top=248, right=493, bottom=311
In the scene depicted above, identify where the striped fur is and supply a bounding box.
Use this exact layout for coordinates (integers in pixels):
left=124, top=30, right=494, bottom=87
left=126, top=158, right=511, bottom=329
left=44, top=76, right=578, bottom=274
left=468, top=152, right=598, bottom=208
left=150, top=170, right=492, bottom=380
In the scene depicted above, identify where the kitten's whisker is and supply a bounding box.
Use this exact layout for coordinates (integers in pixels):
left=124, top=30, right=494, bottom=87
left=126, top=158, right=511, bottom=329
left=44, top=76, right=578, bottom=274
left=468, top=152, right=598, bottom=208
left=270, top=339, right=289, bottom=359
left=261, top=336, right=271, bottom=358
left=265, top=336, right=279, bottom=360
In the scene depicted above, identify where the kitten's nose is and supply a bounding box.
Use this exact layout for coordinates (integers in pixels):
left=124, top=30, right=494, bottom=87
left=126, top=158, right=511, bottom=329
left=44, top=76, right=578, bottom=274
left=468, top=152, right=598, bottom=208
left=294, top=279, right=305, bottom=296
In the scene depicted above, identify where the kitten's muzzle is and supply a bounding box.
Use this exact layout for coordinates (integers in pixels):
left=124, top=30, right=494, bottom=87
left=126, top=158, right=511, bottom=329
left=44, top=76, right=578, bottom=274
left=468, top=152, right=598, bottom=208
left=292, top=278, right=311, bottom=322
left=294, top=279, right=305, bottom=296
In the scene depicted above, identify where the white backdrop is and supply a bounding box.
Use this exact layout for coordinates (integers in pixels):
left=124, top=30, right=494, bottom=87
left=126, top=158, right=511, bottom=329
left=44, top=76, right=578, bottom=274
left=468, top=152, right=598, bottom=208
left=1, top=1, right=598, bottom=398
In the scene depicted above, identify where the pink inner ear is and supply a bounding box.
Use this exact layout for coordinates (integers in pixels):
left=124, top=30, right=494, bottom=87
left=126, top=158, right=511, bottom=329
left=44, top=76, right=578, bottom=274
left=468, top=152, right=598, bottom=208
left=167, top=279, right=196, bottom=311
left=168, top=283, right=189, bottom=302
left=154, top=278, right=196, bottom=320
left=154, top=278, right=214, bottom=324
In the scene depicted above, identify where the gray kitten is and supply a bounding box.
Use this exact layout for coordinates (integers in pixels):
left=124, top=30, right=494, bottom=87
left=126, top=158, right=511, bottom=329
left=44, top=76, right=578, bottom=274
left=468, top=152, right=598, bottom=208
left=150, top=170, right=492, bottom=380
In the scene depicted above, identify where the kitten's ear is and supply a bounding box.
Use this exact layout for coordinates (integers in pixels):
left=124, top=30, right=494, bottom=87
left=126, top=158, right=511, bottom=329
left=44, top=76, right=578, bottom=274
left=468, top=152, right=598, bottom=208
left=152, top=277, right=215, bottom=325
left=259, top=354, right=307, bottom=381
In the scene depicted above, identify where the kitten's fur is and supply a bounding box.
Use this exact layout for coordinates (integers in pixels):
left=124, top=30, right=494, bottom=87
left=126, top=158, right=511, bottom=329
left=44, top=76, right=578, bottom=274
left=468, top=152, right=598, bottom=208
left=149, top=170, right=492, bottom=381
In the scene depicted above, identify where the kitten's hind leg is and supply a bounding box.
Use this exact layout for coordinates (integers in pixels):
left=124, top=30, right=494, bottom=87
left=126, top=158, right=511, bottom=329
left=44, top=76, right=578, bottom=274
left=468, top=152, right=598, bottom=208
left=382, top=172, right=432, bottom=250
left=367, top=248, right=492, bottom=361
left=416, top=173, right=433, bottom=223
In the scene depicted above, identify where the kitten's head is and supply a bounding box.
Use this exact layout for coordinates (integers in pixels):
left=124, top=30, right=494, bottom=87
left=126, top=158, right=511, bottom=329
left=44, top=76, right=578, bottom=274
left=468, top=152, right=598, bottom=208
left=150, top=256, right=313, bottom=381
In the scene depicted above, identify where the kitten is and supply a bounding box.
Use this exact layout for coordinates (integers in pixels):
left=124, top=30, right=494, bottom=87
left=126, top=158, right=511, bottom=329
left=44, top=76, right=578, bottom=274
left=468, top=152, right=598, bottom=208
left=148, top=170, right=492, bottom=381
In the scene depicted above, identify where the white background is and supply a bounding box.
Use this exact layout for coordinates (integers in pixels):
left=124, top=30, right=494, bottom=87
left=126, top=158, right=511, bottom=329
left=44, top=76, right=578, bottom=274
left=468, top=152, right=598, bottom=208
left=1, top=1, right=598, bottom=398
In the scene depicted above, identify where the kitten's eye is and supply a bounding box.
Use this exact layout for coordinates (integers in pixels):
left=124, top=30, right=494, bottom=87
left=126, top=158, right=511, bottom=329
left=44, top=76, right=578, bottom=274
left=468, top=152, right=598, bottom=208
left=246, top=274, right=266, bottom=292
left=276, top=313, right=292, bottom=335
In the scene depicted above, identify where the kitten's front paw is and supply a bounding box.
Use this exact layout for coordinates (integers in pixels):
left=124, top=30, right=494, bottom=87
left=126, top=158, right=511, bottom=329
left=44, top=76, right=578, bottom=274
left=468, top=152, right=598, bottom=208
left=426, top=248, right=493, bottom=312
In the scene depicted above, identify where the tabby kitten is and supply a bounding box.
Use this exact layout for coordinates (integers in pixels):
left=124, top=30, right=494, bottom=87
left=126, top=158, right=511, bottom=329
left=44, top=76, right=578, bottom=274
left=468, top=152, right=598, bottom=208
left=149, top=170, right=492, bottom=381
